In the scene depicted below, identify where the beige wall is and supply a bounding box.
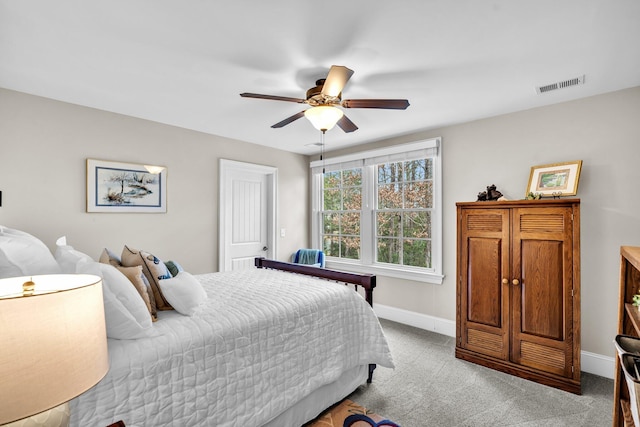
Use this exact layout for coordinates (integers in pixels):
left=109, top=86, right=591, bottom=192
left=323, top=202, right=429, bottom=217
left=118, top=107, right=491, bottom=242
left=1, top=86, right=639, bottom=359
left=0, top=88, right=308, bottom=274
left=322, top=86, right=640, bottom=358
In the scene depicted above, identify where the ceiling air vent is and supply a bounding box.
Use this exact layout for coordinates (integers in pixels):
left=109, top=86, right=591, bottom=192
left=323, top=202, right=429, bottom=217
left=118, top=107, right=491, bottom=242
left=536, top=75, right=585, bottom=94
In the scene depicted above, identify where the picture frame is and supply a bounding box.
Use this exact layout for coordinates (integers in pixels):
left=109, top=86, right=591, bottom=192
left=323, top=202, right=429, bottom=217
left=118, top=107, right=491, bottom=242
left=87, top=159, right=167, bottom=213
left=526, top=160, right=582, bottom=198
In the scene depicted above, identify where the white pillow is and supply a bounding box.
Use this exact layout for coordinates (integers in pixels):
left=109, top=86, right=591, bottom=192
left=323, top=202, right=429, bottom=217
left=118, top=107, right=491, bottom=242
left=78, top=260, right=155, bottom=339
left=0, top=225, right=61, bottom=278
left=157, top=271, right=207, bottom=316
left=54, top=236, right=95, bottom=273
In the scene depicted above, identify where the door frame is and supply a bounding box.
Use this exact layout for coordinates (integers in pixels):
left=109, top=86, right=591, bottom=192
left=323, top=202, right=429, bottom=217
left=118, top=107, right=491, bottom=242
left=218, top=159, right=278, bottom=271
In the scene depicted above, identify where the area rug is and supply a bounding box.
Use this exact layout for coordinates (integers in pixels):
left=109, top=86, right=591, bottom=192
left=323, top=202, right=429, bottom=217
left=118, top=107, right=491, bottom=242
left=305, top=399, right=400, bottom=427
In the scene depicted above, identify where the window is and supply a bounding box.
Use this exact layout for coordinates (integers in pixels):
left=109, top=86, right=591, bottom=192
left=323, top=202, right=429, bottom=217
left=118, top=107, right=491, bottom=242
left=311, top=138, right=443, bottom=284
left=322, top=169, right=362, bottom=260
left=376, top=158, right=433, bottom=268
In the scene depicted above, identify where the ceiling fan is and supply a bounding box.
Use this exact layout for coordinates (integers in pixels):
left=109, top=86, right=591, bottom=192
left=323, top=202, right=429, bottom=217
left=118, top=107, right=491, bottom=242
left=240, top=65, right=410, bottom=133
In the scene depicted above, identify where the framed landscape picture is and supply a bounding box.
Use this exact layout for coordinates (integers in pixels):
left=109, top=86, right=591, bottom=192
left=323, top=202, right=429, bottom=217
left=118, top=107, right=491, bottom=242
left=526, top=160, right=582, bottom=197
left=87, top=159, right=167, bottom=213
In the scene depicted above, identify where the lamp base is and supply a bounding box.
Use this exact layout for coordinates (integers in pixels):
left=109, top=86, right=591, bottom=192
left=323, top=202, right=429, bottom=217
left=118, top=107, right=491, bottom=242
left=1, top=403, right=69, bottom=427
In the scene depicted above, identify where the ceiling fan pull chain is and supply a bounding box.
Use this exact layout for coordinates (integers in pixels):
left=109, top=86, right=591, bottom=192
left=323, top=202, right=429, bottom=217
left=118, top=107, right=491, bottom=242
left=321, top=130, right=325, bottom=174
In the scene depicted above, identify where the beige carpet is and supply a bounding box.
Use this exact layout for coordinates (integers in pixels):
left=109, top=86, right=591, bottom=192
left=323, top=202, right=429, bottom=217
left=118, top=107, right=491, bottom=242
left=305, top=399, right=398, bottom=427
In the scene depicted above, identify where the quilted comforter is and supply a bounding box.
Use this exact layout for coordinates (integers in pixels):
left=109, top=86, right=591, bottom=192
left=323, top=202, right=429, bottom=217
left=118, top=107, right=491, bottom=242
left=69, top=268, right=394, bottom=427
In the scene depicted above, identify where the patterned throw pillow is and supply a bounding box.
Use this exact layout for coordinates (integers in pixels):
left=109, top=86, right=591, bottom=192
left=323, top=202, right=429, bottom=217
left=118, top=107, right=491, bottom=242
left=121, top=245, right=173, bottom=311
left=164, top=260, right=184, bottom=277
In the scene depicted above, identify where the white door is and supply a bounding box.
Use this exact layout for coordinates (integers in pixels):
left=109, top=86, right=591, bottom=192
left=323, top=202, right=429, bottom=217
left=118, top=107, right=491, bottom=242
left=219, top=160, right=277, bottom=271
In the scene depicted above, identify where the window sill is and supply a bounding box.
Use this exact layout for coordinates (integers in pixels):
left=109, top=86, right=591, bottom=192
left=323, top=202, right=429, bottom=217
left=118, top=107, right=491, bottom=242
left=324, top=260, right=444, bottom=284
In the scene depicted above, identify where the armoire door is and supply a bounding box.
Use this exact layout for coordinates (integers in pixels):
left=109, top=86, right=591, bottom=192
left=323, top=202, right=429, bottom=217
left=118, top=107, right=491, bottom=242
left=510, top=206, right=575, bottom=377
left=459, top=208, right=510, bottom=360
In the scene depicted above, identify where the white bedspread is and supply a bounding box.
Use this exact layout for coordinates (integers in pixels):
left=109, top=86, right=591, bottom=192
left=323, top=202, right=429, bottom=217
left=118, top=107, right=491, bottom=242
left=70, top=268, right=393, bottom=427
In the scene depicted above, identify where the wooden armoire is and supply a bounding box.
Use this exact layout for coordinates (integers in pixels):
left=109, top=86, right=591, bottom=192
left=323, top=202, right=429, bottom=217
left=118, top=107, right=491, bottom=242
left=455, top=199, right=581, bottom=394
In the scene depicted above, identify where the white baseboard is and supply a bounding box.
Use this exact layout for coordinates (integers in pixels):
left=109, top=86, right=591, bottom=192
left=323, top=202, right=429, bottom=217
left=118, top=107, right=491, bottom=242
left=373, top=303, right=615, bottom=380
left=580, top=350, right=615, bottom=379
left=373, top=303, right=456, bottom=338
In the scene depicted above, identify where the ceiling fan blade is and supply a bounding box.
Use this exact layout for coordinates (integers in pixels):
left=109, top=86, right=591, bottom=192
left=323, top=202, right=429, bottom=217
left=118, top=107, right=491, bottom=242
left=271, top=111, right=306, bottom=128
left=342, top=99, right=410, bottom=110
left=240, top=93, right=306, bottom=103
left=336, top=115, right=358, bottom=133
left=321, top=65, right=354, bottom=98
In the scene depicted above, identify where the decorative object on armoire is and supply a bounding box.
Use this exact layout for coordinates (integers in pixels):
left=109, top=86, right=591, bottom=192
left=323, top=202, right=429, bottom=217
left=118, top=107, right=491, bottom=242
left=613, top=246, right=640, bottom=426
left=526, top=160, right=582, bottom=198
left=86, top=159, right=167, bottom=213
left=476, top=184, right=504, bottom=201
left=456, top=198, right=581, bottom=394
left=526, top=191, right=542, bottom=200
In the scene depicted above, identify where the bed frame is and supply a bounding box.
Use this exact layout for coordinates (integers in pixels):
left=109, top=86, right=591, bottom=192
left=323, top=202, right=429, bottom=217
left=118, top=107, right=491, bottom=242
left=254, top=257, right=378, bottom=382
left=254, top=257, right=376, bottom=306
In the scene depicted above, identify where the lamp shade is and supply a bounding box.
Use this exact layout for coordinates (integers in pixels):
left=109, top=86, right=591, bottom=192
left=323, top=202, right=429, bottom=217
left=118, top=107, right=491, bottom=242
left=304, top=106, right=344, bottom=131
left=0, top=274, right=109, bottom=425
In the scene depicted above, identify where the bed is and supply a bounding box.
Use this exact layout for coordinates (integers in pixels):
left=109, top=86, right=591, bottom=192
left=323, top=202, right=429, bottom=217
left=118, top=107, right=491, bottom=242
left=0, top=226, right=393, bottom=427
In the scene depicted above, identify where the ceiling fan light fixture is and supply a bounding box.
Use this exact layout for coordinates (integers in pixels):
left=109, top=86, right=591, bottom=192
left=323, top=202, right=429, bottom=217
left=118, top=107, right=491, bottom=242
left=304, top=106, right=344, bottom=131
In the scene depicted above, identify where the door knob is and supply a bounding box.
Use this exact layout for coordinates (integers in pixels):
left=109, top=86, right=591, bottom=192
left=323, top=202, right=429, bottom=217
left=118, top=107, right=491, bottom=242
left=512, top=279, right=520, bottom=285
left=502, top=278, right=509, bottom=284
left=262, top=246, right=268, bottom=251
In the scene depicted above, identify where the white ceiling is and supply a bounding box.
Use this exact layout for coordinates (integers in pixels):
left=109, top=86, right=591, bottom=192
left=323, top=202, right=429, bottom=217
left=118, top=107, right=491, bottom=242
left=1, top=1, right=639, bottom=155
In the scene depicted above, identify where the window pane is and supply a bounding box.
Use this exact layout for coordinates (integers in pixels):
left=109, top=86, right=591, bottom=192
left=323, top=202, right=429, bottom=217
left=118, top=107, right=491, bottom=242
left=424, top=181, right=433, bottom=208
left=342, top=236, right=360, bottom=260
left=377, top=238, right=400, bottom=264
left=403, top=211, right=431, bottom=238
left=341, top=212, right=360, bottom=235
left=425, top=158, right=433, bottom=179
left=323, top=235, right=340, bottom=257
left=404, top=159, right=427, bottom=181
left=377, top=163, right=390, bottom=184
left=403, top=239, right=431, bottom=268
left=377, top=211, right=401, bottom=237
left=404, top=181, right=432, bottom=209
left=378, top=162, right=403, bottom=184
left=343, top=187, right=361, bottom=210
left=323, top=212, right=338, bottom=235
left=378, top=183, right=403, bottom=209
left=343, top=169, right=362, bottom=186
left=323, top=171, right=340, bottom=188
left=324, top=188, right=341, bottom=210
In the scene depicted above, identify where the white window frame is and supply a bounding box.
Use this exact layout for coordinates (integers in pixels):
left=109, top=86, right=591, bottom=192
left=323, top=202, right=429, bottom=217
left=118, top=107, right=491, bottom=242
left=310, top=137, right=443, bottom=284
